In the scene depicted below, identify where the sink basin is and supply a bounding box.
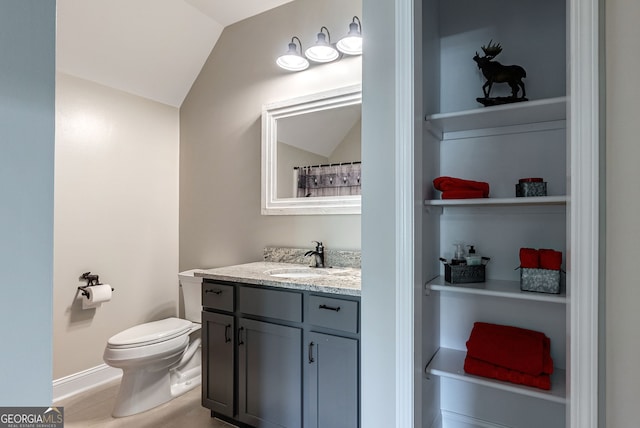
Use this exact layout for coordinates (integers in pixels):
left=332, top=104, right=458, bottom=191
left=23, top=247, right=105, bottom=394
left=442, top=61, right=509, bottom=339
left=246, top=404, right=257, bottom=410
left=265, top=267, right=344, bottom=279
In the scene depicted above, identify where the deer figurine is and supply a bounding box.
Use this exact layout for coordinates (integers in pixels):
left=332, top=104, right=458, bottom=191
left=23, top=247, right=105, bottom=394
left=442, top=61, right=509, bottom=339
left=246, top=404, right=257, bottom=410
left=473, top=41, right=527, bottom=102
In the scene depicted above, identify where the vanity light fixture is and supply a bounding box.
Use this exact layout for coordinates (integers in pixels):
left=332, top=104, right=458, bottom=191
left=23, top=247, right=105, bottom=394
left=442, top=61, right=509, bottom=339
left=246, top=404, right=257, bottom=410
left=304, top=26, right=339, bottom=63
left=276, top=36, right=310, bottom=71
left=336, top=16, right=362, bottom=55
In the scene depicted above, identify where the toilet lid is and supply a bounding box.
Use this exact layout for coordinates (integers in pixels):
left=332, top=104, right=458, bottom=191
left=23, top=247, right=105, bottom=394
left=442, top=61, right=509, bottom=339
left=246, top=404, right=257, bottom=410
left=107, top=318, right=193, bottom=348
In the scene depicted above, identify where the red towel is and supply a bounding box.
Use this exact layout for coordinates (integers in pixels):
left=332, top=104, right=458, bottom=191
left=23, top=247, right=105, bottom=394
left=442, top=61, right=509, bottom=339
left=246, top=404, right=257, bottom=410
left=433, top=176, right=490, bottom=198
left=441, top=190, right=486, bottom=199
left=539, top=249, right=562, bottom=270
left=519, top=248, right=540, bottom=268
left=466, top=322, right=553, bottom=376
left=464, top=356, right=551, bottom=390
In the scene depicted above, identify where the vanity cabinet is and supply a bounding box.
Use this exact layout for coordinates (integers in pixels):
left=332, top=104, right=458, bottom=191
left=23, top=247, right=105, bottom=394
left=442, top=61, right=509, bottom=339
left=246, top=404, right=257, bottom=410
left=238, top=318, right=302, bottom=427
left=201, top=311, right=234, bottom=417
left=305, top=295, right=360, bottom=428
left=201, top=279, right=360, bottom=428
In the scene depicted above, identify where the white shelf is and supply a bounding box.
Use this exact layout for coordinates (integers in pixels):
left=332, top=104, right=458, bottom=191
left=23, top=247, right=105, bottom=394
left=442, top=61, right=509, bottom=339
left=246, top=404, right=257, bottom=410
left=424, top=195, right=567, bottom=207
left=425, top=97, right=567, bottom=134
left=425, top=348, right=567, bottom=404
left=428, top=276, right=567, bottom=304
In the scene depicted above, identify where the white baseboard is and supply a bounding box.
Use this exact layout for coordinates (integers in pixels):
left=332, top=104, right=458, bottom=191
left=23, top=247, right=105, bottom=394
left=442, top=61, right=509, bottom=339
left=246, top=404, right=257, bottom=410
left=53, top=364, right=122, bottom=403
left=441, top=410, right=512, bottom=428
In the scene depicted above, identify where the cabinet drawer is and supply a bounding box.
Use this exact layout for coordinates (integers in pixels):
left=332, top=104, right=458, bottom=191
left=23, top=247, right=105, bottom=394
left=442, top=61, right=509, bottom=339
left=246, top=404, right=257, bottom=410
left=307, top=295, right=359, bottom=334
left=238, top=286, right=302, bottom=322
left=202, top=282, right=234, bottom=312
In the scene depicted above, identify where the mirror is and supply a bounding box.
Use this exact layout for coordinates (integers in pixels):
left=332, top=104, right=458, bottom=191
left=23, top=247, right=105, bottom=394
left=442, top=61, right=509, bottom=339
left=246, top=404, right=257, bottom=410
left=261, top=84, right=362, bottom=215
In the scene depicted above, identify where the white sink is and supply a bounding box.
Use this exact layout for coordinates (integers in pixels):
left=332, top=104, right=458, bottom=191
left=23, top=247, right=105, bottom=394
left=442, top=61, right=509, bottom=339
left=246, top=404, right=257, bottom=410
left=265, top=267, right=345, bottom=279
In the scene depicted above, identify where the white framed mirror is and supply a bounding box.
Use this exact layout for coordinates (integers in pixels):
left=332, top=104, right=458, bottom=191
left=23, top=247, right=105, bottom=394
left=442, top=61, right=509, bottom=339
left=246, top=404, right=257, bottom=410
left=261, top=84, right=362, bottom=215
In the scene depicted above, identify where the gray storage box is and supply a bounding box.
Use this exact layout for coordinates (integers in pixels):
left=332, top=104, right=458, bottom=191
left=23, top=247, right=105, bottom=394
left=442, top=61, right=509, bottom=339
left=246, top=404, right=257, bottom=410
left=520, top=268, right=560, bottom=294
left=445, top=264, right=486, bottom=284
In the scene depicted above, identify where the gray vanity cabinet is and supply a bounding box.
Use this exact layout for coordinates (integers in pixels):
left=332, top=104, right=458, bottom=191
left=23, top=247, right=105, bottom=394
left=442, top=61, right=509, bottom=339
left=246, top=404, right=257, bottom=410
left=201, top=311, right=234, bottom=417
left=238, top=318, right=302, bottom=428
left=305, top=332, right=358, bottom=428
left=201, top=278, right=360, bottom=428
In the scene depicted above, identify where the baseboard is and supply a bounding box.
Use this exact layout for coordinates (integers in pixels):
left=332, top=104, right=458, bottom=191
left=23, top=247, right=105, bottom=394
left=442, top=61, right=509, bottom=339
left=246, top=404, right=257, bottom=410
left=52, top=364, right=122, bottom=403
left=441, top=410, right=512, bottom=428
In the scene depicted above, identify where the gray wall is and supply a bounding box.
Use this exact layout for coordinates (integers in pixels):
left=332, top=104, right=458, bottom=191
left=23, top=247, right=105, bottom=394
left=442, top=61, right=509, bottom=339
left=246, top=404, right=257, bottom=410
left=53, top=74, right=180, bottom=379
left=605, top=0, right=640, bottom=425
left=179, top=0, right=362, bottom=271
left=0, top=0, right=55, bottom=405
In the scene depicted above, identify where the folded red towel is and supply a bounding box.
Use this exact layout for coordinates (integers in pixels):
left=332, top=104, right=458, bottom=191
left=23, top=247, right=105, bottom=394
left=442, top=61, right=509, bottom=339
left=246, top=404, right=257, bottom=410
left=441, top=190, right=486, bottom=199
left=539, top=249, right=562, bottom=270
left=519, top=248, right=539, bottom=268
left=466, top=322, right=553, bottom=376
left=464, top=356, right=551, bottom=390
left=433, top=176, right=490, bottom=197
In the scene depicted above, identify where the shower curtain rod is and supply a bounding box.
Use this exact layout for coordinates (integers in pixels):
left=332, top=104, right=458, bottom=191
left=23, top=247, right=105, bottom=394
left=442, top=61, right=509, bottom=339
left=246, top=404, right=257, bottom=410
left=294, top=161, right=361, bottom=170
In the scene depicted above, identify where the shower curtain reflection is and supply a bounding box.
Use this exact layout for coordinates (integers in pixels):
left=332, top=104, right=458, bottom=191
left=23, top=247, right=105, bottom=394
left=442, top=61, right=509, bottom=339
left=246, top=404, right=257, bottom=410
left=295, top=162, right=361, bottom=197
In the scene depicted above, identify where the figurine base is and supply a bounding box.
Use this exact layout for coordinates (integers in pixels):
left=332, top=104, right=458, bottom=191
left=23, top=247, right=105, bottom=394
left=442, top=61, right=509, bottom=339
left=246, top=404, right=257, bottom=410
left=476, top=96, right=528, bottom=107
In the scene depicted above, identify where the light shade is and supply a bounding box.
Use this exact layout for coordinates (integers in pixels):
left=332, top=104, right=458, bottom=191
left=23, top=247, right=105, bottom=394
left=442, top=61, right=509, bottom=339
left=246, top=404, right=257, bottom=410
left=304, top=27, right=339, bottom=63
left=337, top=17, right=362, bottom=55
left=276, top=37, right=309, bottom=71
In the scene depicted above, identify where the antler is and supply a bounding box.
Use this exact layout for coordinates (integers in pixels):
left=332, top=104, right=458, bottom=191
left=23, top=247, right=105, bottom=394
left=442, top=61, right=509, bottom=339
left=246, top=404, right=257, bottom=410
left=480, top=40, right=502, bottom=58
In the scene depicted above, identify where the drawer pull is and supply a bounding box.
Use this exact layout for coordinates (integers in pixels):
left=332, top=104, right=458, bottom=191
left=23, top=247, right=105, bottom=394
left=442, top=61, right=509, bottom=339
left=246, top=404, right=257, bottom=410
left=205, top=289, right=223, bottom=295
left=308, top=342, right=315, bottom=364
left=319, top=304, right=341, bottom=312
left=224, top=324, right=231, bottom=343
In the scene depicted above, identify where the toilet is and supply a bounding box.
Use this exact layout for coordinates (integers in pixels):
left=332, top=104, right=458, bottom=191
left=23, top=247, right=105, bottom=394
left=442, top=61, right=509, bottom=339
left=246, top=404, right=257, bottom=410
left=103, top=270, right=203, bottom=417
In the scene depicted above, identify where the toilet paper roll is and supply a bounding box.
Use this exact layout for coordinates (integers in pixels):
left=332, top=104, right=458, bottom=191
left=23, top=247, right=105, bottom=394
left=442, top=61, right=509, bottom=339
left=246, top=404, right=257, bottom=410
left=82, top=284, right=112, bottom=310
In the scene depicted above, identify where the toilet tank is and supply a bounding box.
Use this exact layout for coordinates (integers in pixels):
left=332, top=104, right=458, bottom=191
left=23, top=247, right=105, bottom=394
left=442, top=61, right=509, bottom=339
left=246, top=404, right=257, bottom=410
left=178, top=270, right=203, bottom=323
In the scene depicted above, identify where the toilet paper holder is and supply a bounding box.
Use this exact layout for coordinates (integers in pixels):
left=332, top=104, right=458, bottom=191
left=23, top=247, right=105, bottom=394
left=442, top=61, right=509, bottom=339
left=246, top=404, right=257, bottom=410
left=78, top=272, right=114, bottom=298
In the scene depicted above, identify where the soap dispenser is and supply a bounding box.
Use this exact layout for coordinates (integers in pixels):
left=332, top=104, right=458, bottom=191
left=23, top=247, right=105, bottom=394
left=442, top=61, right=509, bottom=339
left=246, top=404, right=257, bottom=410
left=452, top=242, right=466, bottom=265
left=466, top=245, right=482, bottom=266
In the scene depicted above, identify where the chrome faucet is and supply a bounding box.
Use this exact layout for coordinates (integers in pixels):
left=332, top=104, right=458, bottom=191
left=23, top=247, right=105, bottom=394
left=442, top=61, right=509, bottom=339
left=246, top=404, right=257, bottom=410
left=304, top=241, right=325, bottom=268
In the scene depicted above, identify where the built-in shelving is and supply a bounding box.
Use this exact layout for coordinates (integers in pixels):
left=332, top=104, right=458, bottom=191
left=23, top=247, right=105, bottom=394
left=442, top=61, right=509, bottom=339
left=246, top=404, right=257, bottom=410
left=425, top=348, right=567, bottom=404
left=425, top=97, right=567, bottom=135
left=424, top=195, right=567, bottom=207
left=428, top=277, right=567, bottom=304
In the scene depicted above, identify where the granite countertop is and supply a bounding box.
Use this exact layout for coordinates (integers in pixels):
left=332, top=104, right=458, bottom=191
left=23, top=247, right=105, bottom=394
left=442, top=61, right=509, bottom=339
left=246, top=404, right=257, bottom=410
left=194, top=261, right=361, bottom=297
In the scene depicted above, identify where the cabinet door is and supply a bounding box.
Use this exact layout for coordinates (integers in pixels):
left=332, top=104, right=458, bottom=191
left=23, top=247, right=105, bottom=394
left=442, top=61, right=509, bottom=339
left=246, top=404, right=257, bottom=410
left=238, top=318, right=302, bottom=428
left=305, top=332, right=359, bottom=428
left=201, top=311, right=234, bottom=417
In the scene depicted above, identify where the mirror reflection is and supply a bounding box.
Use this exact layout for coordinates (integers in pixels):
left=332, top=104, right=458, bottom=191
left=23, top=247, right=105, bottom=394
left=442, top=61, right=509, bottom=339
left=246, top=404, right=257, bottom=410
left=261, top=85, right=362, bottom=215
left=276, top=104, right=361, bottom=199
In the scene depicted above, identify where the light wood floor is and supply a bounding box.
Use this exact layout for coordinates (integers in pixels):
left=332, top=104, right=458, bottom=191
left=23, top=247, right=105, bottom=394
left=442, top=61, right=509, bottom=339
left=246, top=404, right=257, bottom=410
left=54, top=380, right=236, bottom=428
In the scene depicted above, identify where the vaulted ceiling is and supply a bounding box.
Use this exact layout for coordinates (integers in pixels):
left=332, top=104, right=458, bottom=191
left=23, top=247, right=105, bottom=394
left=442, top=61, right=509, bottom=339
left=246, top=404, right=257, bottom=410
left=56, top=0, right=295, bottom=107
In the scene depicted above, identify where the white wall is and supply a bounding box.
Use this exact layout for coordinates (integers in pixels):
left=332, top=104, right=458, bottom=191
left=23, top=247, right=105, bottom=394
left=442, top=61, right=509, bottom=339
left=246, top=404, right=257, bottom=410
left=0, top=0, right=55, bottom=405
left=53, top=73, right=180, bottom=378
left=605, top=0, right=640, bottom=426
left=179, top=0, right=362, bottom=271
left=360, top=0, right=398, bottom=426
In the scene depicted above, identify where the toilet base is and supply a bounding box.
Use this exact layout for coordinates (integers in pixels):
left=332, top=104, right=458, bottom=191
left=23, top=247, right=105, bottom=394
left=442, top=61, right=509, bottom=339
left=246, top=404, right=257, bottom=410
left=170, top=345, right=202, bottom=397
left=111, top=347, right=202, bottom=417
left=112, top=365, right=173, bottom=417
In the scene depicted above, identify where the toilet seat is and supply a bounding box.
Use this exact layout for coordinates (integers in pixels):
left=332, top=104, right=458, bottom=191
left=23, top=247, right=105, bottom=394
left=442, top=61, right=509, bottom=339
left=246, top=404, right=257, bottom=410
left=104, top=334, right=190, bottom=363
left=107, top=318, right=193, bottom=349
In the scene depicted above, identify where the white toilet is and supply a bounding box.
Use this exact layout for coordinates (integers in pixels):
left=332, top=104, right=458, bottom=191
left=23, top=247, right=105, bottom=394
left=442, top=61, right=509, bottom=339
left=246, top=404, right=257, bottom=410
left=103, top=270, right=204, bottom=417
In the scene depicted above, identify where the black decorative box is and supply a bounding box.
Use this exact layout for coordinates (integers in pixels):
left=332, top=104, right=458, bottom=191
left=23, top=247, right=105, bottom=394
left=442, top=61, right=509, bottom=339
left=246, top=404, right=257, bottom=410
left=515, top=178, right=547, bottom=197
